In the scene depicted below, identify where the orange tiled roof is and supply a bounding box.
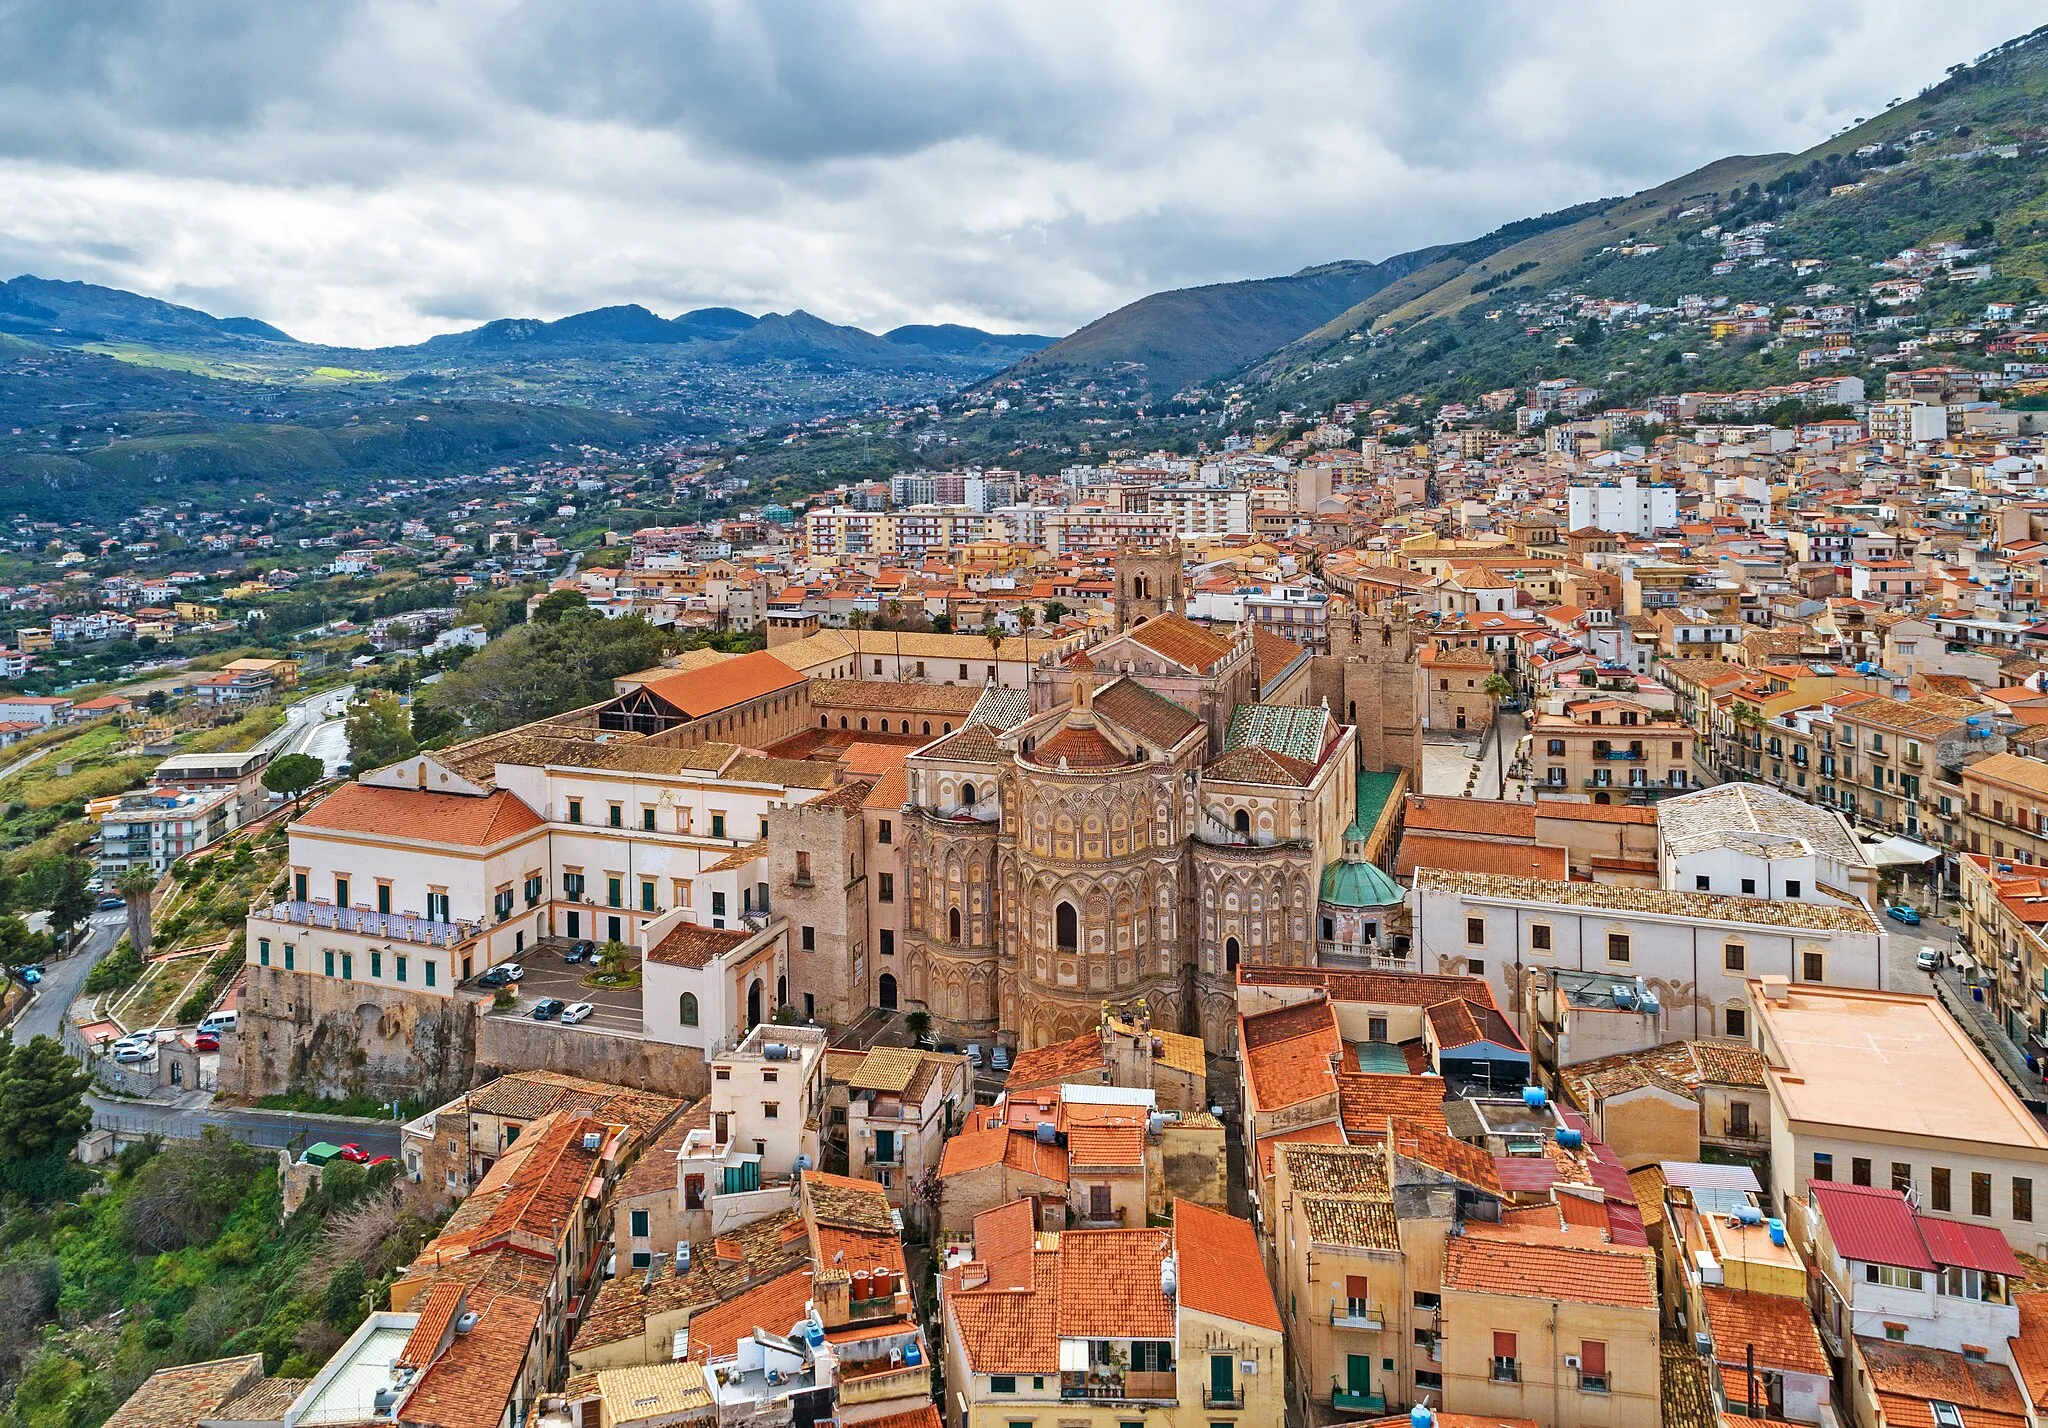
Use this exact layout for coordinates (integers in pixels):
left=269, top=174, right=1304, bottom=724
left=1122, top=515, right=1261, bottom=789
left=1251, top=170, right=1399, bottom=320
left=1338, top=1073, right=1447, bottom=1137
left=2011, top=1292, right=2048, bottom=1411
left=296, top=783, right=544, bottom=847
left=1174, top=1200, right=1282, bottom=1332
left=635, top=650, right=806, bottom=717
left=1066, top=1123, right=1145, bottom=1169
left=1397, top=831, right=1568, bottom=880
left=1860, top=1336, right=2030, bottom=1428
left=685, top=1267, right=816, bottom=1361
left=1701, top=1287, right=1828, bottom=1378
left=947, top=1249, right=1061, bottom=1374
left=1056, top=1230, right=1175, bottom=1338
left=402, top=1292, right=545, bottom=1428
left=1031, top=723, right=1132, bottom=769
left=1005, top=1032, right=1103, bottom=1088
left=1255, top=1121, right=1347, bottom=1181
left=1125, top=612, right=1237, bottom=672
left=646, top=923, right=754, bottom=969
left=1443, top=1232, right=1656, bottom=1310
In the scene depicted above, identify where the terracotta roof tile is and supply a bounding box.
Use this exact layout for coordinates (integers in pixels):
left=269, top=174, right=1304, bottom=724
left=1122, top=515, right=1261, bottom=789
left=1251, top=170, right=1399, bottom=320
left=1860, top=1337, right=2030, bottom=1428
left=105, top=1355, right=267, bottom=1428
left=684, top=1267, right=816, bottom=1361
left=1030, top=723, right=1133, bottom=769
left=1398, top=831, right=1569, bottom=880
left=2011, top=1292, right=2048, bottom=1411
left=402, top=1292, right=545, bottom=1428
left=296, top=783, right=545, bottom=847
left=1175, top=1201, right=1283, bottom=1331
left=1066, top=1123, right=1145, bottom=1169
left=1443, top=1232, right=1657, bottom=1310
left=646, top=922, right=755, bottom=969
left=1005, top=1032, right=1104, bottom=1089
left=946, top=1248, right=1061, bottom=1374
left=1701, top=1286, right=1830, bottom=1377
left=1337, top=1073, right=1447, bottom=1137
left=633, top=651, right=806, bottom=717
left=1405, top=796, right=1537, bottom=838
left=1125, top=613, right=1237, bottom=672
left=1091, top=677, right=1203, bottom=748
left=1056, top=1230, right=1176, bottom=1338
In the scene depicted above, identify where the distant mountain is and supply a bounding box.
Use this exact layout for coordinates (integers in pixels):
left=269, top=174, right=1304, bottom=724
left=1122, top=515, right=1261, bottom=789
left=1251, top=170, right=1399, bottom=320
left=885, top=323, right=1054, bottom=358
left=0, top=275, right=295, bottom=345
left=1000, top=254, right=1452, bottom=398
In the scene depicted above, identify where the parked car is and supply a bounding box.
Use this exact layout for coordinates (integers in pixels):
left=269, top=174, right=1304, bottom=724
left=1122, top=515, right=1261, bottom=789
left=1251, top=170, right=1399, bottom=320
left=193, top=1032, right=220, bottom=1052
left=335, top=1144, right=371, bottom=1164
left=477, top=963, right=524, bottom=988
left=365, top=1155, right=395, bottom=1168
left=1917, top=947, right=1944, bottom=971
left=18, top=965, right=41, bottom=985
left=113, top=1043, right=153, bottom=1063
left=531, top=998, right=566, bottom=1020
left=496, top=962, right=524, bottom=982
left=198, top=1011, right=237, bottom=1035
left=1885, top=904, right=1922, bottom=926
left=564, top=940, right=596, bottom=964
left=561, top=1002, right=594, bottom=1024
left=97, top=895, right=125, bottom=911
left=110, top=1033, right=152, bottom=1055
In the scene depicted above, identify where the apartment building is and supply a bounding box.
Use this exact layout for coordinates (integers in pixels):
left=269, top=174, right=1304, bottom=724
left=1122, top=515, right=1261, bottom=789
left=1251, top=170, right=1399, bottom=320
left=93, top=783, right=238, bottom=879
left=1413, top=867, right=1885, bottom=1045
left=1961, top=750, right=2048, bottom=864
left=939, top=1197, right=1285, bottom=1428
left=1958, top=851, right=2048, bottom=1059
left=1751, top=979, right=2048, bottom=1257
left=837, top=1044, right=971, bottom=1228
left=1529, top=697, right=1694, bottom=803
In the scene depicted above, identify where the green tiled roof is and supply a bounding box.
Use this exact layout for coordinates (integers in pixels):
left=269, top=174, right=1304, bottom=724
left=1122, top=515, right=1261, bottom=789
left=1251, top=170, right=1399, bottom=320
left=1347, top=767, right=1402, bottom=841
left=1225, top=703, right=1330, bottom=763
left=1320, top=857, right=1404, bottom=908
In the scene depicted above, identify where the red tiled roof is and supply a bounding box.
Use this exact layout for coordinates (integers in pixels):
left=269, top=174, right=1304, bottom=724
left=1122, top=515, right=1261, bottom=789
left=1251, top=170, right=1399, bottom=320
left=1030, top=723, right=1132, bottom=769
left=402, top=1292, right=544, bottom=1428
left=1397, top=832, right=1569, bottom=880
left=1337, top=1073, right=1447, bottom=1137
left=1405, top=796, right=1537, bottom=838
left=948, top=1249, right=1061, bottom=1374
left=1056, top=1230, right=1175, bottom=1338
left=1125, top=613, right=1236, bottom=672
left=646, top=922, right=754, bottom=969
left=635, top=650, right=805, bottom=717
left=1701, top=1286, right=1830, bottom=1377
left=685, top=1267, right=816, bottom=1360
left=1444, top=1231, right=1657, bottom=1310
left=1174, top=1200, right=1282, bottom=1332
left=296, top=783, right=544, bottom=847
left=1917, top=1213, right=2022, bottom=1277
left=2012, top=1292, right=2048, bottom=1411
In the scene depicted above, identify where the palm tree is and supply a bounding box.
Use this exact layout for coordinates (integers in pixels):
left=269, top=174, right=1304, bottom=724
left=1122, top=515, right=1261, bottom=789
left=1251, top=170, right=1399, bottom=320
left=1731, top=701, right=1766, bottom=781
left=1482, top=673, right=1515, bottom=797
left=984, top=621, right=1006, bottom=675
left=116, top=865, right=156, bottom=959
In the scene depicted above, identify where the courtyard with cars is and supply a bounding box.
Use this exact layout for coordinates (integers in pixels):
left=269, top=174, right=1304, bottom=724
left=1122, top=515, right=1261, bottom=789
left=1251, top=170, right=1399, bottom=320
left=473, top=937, right=641, bottom=1035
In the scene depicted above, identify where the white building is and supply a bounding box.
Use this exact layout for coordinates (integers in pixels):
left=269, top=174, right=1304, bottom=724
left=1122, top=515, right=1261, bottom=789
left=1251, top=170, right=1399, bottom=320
left=1658, top=782, right=1879, bottom=909
left=1410, top=866, right=1886, bottom=1044
left=671, top=1023, right=827, bottom=1239
left=1567, top=475, right=1680, bottom=536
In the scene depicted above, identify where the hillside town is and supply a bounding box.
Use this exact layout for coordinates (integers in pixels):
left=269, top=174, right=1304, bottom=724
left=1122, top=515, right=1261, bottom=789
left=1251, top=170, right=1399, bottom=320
left=41, top=353, right=2048, bottom=1428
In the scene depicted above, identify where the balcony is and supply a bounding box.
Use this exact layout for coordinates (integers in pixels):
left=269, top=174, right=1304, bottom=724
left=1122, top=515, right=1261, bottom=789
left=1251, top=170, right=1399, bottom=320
left=1204, top=1386, right=1246, bottom=1410
left=1331, top=1299, right=1385, bottom=1330
left=1061, top=1371, right=1177, bottom=1404
left=1592, top=747, right=1646, bottom=761
left=837, top=1360, right=931, bottom=1407
left=1078, top=1206, right=1127, bottom=1228
left=1332, top=1390, right=1388, bottom=1415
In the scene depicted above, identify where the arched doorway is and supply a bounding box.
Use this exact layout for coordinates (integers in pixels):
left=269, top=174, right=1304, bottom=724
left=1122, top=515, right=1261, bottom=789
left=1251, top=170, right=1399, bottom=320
left=1225, top=936, right=1241, bottom=972
left=879, top=972, right=898, bottom=1010
left=1593, top=792, right=1611, bottom=806
left=1056, top=902, right=1078, bottom=950
left=1233, top=809, right=1250, bottom=837
left=746, top=978, right=763, bottom=1028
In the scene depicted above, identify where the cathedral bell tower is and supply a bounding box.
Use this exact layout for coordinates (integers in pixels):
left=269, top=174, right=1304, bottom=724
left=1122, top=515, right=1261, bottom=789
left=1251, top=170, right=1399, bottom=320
left=1114, top=546, right=1183, bottom=632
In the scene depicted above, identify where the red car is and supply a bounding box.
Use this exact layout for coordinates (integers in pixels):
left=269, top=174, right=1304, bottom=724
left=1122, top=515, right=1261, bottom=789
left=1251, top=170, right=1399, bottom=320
left=336, top=1144, right=372, bottom=1164
left=194, top=1032, right=220, bottom=1052
left=366, top=1155, right=395, bottom=1168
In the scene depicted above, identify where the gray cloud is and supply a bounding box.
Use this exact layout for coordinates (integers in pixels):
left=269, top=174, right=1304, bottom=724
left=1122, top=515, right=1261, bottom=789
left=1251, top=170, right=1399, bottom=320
left=0, top=0, right=2036, bottom=346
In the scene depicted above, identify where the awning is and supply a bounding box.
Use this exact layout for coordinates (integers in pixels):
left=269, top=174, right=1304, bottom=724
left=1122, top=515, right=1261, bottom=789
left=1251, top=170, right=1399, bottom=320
left=1861, top=834, right=1940, bottom=868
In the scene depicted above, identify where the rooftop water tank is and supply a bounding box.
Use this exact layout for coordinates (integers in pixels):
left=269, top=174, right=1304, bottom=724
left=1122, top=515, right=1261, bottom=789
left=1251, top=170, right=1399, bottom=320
left=1161, top=1259, right=1178, bottom=1298
left=1768, top=1218, right=1787, bottom=1246
left=1522, top=1085, right=1548, bottom=1109
left=1411, top=1407, right=1434, bottom=1428
left=1556, top=1128, right=1583, bottom=1150
left=1035, top=1122, right=1058, bottom=1144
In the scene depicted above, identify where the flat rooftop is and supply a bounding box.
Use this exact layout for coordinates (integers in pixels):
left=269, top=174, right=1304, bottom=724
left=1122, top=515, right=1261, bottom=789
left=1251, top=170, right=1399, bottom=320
left=1752, top=982, right=2048, bottom=1151
left=296, top=1322, right=413, bottom=1425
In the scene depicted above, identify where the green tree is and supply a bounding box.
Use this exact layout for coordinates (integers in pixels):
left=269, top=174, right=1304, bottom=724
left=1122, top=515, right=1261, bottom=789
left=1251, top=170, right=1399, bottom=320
left=114, top=866, right=156, bottom=958
left=418, top=611, right=671, bottom=737
left=598, top=939, right=630, bottom=981
left=531, top=589, right=589, bottom=625
left=39, top=859, right=91, bottom=945
left=0, top=915, right=50, bottom=983
left=0, top=1036, right=91, bottom=1161
left=410, top=701, right=463, bottom=745
left=323, top=1261, right=367, bottom=1328
left=261, top=752, right=324, bottom=811
left=1041, top=600, right=1069, bottom=624
left=1482, top=672, right=1515, bottom=798
left=345, top=692, right=418, bottom=771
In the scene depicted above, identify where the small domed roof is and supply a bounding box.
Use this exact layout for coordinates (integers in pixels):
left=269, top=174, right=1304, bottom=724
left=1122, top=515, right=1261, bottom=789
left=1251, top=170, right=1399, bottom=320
left=1319, top=857, right=1403, bottom=909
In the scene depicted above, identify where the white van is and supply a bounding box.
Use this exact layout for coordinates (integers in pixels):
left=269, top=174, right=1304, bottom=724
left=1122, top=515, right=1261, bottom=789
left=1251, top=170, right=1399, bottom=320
left=198, top=1010, right=238, bottom=1035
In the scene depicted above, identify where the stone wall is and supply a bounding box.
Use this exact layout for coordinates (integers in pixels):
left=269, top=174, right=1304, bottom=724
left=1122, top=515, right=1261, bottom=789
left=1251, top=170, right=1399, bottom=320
left=228, top=967, right=706, bottom=1104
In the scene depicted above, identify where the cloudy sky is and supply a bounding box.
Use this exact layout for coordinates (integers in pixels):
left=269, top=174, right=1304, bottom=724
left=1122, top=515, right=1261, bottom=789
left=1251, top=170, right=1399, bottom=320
left=0, top=1, right=2038, bottom=348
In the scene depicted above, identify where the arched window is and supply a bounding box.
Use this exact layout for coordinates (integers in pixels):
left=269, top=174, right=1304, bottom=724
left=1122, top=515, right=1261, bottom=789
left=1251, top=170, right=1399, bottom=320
left=1056, top=901, right=1078, bottom=950
left=820, top=715, right=828, bottom=727
left=922, top=721, right=931, bottom=735
left=943, top=722, right=952, bottom=733
left=680, top=992, right=699, bottom=1027
left=861, top=717, right=870, bottom=731
left=776, top=974, right=787, bottom=1009
left=949, top=907, right=962, bottom=942
left=1225, top=937, right=1241, bottom=971
left=961, top=782, right=978, bottom=807
left=1233, top=809, right=1251, bottom=836
left=840, top=716, right=849, bottom=729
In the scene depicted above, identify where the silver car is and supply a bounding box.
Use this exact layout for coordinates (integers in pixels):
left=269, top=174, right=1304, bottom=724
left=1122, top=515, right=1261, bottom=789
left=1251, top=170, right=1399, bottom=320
left=561, top=1002, right=594, bottom=1024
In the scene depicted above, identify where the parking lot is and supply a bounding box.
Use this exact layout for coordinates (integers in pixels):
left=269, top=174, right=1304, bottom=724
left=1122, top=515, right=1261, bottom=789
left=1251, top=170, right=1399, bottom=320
left=476, top=938, right=643, bottom=1036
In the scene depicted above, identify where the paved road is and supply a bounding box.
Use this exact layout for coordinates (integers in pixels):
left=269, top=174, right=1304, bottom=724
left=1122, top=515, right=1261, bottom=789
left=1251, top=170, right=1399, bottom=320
left=12, top=909, right=125, bottom=1043
left=257, top=684, right=354, bottom=775
left=0, top=744, right=56, bottom=786
left=86, top=1093, right=404, bottom=1158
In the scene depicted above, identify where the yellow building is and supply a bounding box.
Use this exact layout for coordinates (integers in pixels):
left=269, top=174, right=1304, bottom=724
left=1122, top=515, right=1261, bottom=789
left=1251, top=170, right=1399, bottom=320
left=1438, top=1227, right=1660, bottom=1428
left=940, top=1198, right=1285, bottom=1428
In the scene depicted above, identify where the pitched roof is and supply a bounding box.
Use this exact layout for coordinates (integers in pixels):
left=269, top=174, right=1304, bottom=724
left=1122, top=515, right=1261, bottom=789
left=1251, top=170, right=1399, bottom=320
left=402, top=1291, right=545, bottom=1428
left=1859, top=1336, right=2031, bottom=1428
left=1700, top=1286, right=1830, bottom=1377
left=1090, top=677, right=1203, bottom=748
left=1405, top=795, right=1537, bottom=838
left=1174, top=1200, right=1283, bottom=1331
left=633, top=650, right=806, bottom=717
left=1809, top=1181, right=1939, bottom=1271
left=947, top=1249, right=1061, bottom=1374
left=1125, top=612, right=1236, bottom=672
left=1443, top=1230, right=1657, bottom=1310
left=295, top=783, right=545, bottom=847
left=1056, top=1230, right=1175, bottom=1338
left=1225, top=703, right=1332, bottom=764
left=104, top=1355, right=266, bottom=1428
left=1398, top=832, right=1570, bottom=880
left=646, top=922, right=755, bottom=969
left=684, top=1266, right=816, bottom=1361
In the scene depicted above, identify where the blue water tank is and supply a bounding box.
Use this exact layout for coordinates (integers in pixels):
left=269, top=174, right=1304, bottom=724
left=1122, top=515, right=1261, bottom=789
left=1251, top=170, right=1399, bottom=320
left=1768, top=1218, right=1787, bottom=1247
left=1411, top=1407, right=1434, bottom=1428
left=1556, top=1128, right=1583, bottom=1150
left=1522, top=1085, right=1548, bottom=1109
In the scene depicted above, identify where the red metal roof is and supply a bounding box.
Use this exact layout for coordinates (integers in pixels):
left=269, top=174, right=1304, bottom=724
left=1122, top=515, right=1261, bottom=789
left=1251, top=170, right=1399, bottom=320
left=1808, top=1181, right=1937, bottom=1271
left=1915, top=1213, right=2021, bottom=1277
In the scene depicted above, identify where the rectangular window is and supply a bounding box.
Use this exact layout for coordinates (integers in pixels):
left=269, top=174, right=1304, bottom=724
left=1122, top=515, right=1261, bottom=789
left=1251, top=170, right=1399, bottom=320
left=1933, top=1166, right=1951, bottom=1212
left=1786, top=880, right=1802, bottom=898
left=1696, top=875, right=1711, bottom=890
left=1803, top=951, right=1825, bottom=983
left=1741, top=878, right=1757, bottom=895
left=335, top=876, right=350, bottom=907
left=1852, top=1157, right=1872, bottom=1187
left=711, top=891, right=726, bottom=920
left=1607, top=932, right=1631, bottom=963
left=258, top=938, right=271, bottom=967
left=641, top=880, right=656, bottom=913
left=643, top=807, right=656, bottom=831
left=711, top=812, right=726, bottom=839
left=608, top=876, right=622, bottom=908
left=324, top=949, right=335, bottom=977
left=567, top=799, right=582, bottom=824
left=423, top=960, right=436, bottom=988
left=880, top=929, right=894, bottom=956
left=341, top=953, right=352, bottom=980
left=2019, top=1178, right=2034, bottom=1223
left=378, top=883, right=392, bottom=914
left=294, top=871, right=308, bottom=902
left=396, top=955, right=408, bottom=983
left=427, top=890, right=449, bottom=921
left=1491, top=1331, right=1519, bottom=1382
left=1813, top=1152, right=1833, bottom=1183
left=879, top=818, right=893, bottom=845
left=283, top=944, right=294, bottom=971
left=1974, top=1172, right=1993, bottom=1218
left=878, top=872, right=894, bottom=903
left=1531, top=924, right=1552, bottom=951
left=1725, top=943, right=1745, bottom=972
left=990, top=1377, right=1016, bottom=1394
left=1579, top=1339, right=1607, bottom=1394
left=608, top=803, right=622, bottom=828
left=796, top=851, right=812, bottom=884
left=630, top=1209, right=649, bottom=1237
left=370, top=950, right=382, bottom=979
left=1466, top=916, right=1485, bottom=945
left=802, top=925, right=816, bottom=951
left=763, top=1102, right=779, bottom=1119
left=1726, top=1007, right=1747, bottom=1038
left=1893, top=1162, right=1913, bottom=1194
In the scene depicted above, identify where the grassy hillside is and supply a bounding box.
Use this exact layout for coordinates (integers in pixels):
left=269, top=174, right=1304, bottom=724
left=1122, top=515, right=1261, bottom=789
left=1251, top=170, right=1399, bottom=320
left=1238, top=25, right=2048, bottom=423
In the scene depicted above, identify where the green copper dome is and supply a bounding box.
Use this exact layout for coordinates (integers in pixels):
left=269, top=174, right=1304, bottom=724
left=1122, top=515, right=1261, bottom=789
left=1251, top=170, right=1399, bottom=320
left=1319, top=857, right=1403, bottom=908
